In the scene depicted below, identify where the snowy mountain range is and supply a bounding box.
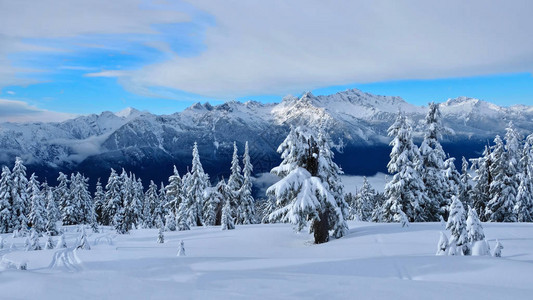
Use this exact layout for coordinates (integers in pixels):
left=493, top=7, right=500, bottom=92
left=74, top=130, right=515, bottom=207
left=1, top=89, right=532, bottom=187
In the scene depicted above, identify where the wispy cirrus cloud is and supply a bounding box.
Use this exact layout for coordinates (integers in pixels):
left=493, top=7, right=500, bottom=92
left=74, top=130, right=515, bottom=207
left=89, top=0, right=533, bottom=98
left=0, top=99, right=76, bottom=123
left=0, top=0, right=190, bottom=90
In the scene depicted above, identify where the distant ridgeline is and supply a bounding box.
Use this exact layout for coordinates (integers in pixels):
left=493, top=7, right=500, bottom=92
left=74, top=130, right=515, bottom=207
left=0, top=89, right=532, bottom=192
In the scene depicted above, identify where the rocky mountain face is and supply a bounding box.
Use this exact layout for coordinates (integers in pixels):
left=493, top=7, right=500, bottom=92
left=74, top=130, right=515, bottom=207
left=1, top=89, right=531, bottom=190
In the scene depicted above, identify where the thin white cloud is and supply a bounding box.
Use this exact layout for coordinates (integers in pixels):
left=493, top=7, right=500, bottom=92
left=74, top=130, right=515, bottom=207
left=0, top=99, right=76, bottom=123
left=93, top=0, right=533, bottom=98
left=0, top=0, right=189, bottom=89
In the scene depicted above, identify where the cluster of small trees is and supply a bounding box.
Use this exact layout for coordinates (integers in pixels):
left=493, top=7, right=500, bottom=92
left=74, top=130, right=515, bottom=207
left=439, top=197, right=503, bottom=257
left=0, top=142, right=257, bottom=235
left=349, top=103, right=533, bottom=225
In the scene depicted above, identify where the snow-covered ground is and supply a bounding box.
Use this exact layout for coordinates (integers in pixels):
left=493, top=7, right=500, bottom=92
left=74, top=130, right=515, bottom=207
left=0, top=222, right=532, bottom=299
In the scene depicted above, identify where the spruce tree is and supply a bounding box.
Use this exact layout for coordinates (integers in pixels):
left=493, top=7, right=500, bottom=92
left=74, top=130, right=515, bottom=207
left=93, top=179, right=106, bottom=225
left=28, top=173, right=45, bottom=233
left=182, top=142, right=209, bottom=226
left=11, top=157, right=29, bottom=231
left=383, top=113, right=429, bottom=222
left=165, top=166, right=183, bottom=216
left=267, top=126, right=347, bottom=244
left=61, top=173, right=79, bottom=225
left=54, top=172, right=70, bottom=223
left=158, top=182, right=168, bottom=218
left=143, top=180, right=159, bottom=228
left=238, top=141, right=256, bottom=224
left=354, top=177, right=375, bottom=222
left=0, top=166, right=13, bottom=233
left=470, top=145, right=492, bottom=221
left=227, top=142, right=244, bottom=222
left=466, top=205, right=485, bottom=243
left=419, top=103, right=448, bottom=221
left=203, top=186, right=222, bottom=226
left=221, top=198, right=235, bottom=230
left=446, top=196, right=468, bottom=255
left=486, top=135, right=517, bottom=222
left=444, top=157, right=462, bottom=206
left=514, top=173, right=533, bottom=222
left=104, top=169, right=122, bottom=226
left=165, top=213, right=177, bottom=231
left=316, top=130, right=349, bottom=237
left=44, top=181, right=60, bottom=235
left=459, top=157, right=473, bottom=208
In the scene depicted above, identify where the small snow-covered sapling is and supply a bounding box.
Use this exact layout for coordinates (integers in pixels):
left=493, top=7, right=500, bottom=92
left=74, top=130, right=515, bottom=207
left=56, top=234, right=67, bottom=249
left=436, top=231, right=449, bottom=255
left=177, top=240, right=186, bottom=256
left=157, top=228, right=164, bottom=244
left=493, top=240, right=503, bottom=257
left=45, top=235, right=55, bottom=249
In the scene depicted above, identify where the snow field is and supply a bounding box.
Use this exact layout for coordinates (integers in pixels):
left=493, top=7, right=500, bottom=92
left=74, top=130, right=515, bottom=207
left=0, top=222, right=532, bottom=299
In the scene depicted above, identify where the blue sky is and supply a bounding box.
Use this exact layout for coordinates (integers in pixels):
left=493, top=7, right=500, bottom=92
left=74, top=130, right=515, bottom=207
left=0, top=0, right=532, bottom=121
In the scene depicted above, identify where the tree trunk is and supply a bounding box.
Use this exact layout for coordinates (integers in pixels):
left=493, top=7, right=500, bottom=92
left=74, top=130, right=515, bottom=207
left=313, top=210, right=329, bottom=244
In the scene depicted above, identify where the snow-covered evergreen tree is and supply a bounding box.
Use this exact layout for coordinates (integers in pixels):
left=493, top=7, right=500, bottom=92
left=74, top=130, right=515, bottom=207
left=459, top=157, right=472, bottom=208
left=419, top=103, right=448, bottom=221
left=221, top=198, right=234, bottom=230
left=28, top=173, right=45, bottom=233
left=130, top=176, right=144, bottom=228
left=466, top=205, right=485, bottom=243
left=514, top=133, right=533, bottom=222
left=514, top=173, right=533, bottom=222
left=143, top=180, right=159, bottom=228
left=26, top=230, right=41, bottom=251
left=436, top=231, right=449, bottom=255
left=54, top=172, right=69, bottom=224
left=176, top=200, right=190, bottom=231
left=11, top=157, right=29, bottom=231
left=72, top=173, right=94, bottom=225
left=104, top=169, right=122, bottom=226
left=504, top=121, right=522, bottom=185
left=45, top=235, right=55, bottom=249
left=238, top=141, right=256, bottom=224
left=493, top=240, right=503, bottom=257
left=470, top=145, right=492, bottom=221
left=446, top=196, right=468, bottom=255
left=203, top=186, right=222, bottom=226
left=60, top=173, right=79, bottom=225
left=182, top=142, right=209, bottom=227
left=158, top=182, right=168, bottom=220
left=165, top=166, right=183, bottom=216
left=56, top=234, right=67, bottom=249
left=0, top=166, right=13, bottom=233
left=444, top=157, right=462, bottom=207
left=157, top=227, right=164, bottom=243
left=267, top=126, right=347, bottom=244
left=77, top=228, right=91, bottom=250
left=227, top=142, right=244, bottom=222
left=177, top=240, right=186, bottom=256
left=353, top=177, right=375, bottom=222
left=43, top=181, right=60, bottom=235
left=370, top=193, right=386, bottom=223
left=316, top=130, right=349, bottom=237
left=165, top=213, right=177, bottom=231
left=486, top=135, right=517, bottom=222
left=93, top=179, right=106, bottom=225
left=383, top=113, right=429, bottom=222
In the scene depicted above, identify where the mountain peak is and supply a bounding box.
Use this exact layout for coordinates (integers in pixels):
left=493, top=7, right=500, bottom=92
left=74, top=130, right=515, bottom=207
left=115, top=107, right=141, bottom=118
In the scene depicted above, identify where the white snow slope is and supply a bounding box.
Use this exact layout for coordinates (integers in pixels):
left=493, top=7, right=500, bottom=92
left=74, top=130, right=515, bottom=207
left=0, top=222, right=532, bottom=299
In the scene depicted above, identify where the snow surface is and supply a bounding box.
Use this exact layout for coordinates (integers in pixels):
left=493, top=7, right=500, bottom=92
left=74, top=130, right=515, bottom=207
left=0, top=222, right=531, bottom=299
